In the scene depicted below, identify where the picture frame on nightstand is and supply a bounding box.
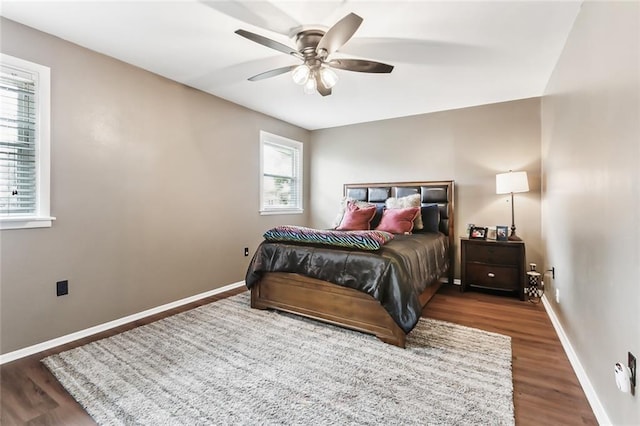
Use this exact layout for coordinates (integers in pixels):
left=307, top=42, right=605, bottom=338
left=496, top=225, right=509, bottom=241
left=469, top=226, right=488, bottom=240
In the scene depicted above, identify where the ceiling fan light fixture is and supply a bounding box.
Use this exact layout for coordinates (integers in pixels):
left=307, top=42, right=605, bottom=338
left=303, top=75, right=317, bottom=94
left=236, top=12, right=393, bottom=97
left=320, top=66, right=338, bottom=89
left=291, top=64, right=310, bottom=85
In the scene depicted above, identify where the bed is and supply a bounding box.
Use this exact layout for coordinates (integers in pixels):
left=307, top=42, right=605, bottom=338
left=245, top=181, right=455, bottom=348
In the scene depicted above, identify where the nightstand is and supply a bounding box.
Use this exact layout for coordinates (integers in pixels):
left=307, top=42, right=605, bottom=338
left=461, top=238, right=526, bottom=300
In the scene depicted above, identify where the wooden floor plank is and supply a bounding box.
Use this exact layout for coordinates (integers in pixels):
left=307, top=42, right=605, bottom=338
left=1, top=285, right=596, bottom=425
left=424, top=285, right=597, bottom=426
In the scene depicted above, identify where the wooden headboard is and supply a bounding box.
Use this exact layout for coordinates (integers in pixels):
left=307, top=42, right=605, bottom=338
left=343, top=180, right=455, bottom=280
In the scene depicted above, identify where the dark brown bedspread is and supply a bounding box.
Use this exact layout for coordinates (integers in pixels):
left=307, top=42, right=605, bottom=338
left=245, top=232, right=449, bottom=333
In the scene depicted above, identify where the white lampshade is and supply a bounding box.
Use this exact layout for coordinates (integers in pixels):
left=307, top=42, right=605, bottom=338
left=303, top=75, right=317, bottom=94
left=496, top=171, right=529, bottom=194
left=319, top=66, right=338, bottom=89
left=291, top=64, right=310, bottom=85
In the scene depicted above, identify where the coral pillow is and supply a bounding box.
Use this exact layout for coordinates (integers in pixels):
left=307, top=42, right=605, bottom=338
left=336, top=201, right=377, bottom=231
left=375, top=207, right=420, bottom=234
left=386, top=193, right=423, bottom=230
left=331, top=197, right=376, bottom=229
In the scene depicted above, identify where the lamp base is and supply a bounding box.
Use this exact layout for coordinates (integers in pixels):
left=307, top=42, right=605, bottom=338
left=508, top=224, right=522, bottom=241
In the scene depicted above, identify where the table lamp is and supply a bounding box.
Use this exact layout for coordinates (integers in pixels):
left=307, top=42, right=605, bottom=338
left=496, top=170, right=529, bottom=241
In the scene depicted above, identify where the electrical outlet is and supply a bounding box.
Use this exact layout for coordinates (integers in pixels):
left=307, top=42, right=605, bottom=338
left=244, top=247, right=249, bottom=257
left=56, top=280, right=68, bottom=296
left=629, top=352, right=637, bottom=390
left=555, top=288, right=560, bottom=303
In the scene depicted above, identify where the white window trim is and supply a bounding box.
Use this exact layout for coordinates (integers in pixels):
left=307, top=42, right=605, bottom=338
left=259, top=131, right=303, bottom=215
left=0, top=54, right=54, bottom=230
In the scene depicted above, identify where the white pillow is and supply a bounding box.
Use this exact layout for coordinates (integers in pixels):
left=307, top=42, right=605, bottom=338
left=385, top=193, right=423, bottom=230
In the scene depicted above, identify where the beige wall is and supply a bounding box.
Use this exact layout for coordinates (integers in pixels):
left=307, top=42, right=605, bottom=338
left=541, top=2, right=639, bottom=424
left=0, top=18, right=310, bottom=354
left=309, top=98, right=543, bottom=278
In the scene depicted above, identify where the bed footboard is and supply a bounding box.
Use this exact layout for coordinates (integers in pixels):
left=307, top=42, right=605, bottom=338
left=251, top=272, right=443, bottom=348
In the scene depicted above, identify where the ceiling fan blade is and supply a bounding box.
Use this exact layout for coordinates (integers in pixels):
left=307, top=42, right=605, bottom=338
left=328, top=59, right=394, bottom=73
left=235, top=29, right=302, bottom=59
left=203, top=1, right=300, bottom=36
left=316, top=76, right=332, bottom=97
left=248, top=65, right=297, bottom=81
left=316, top=13, right=363, bottom=57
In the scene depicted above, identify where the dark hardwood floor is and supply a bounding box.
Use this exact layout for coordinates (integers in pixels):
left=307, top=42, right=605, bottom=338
left=424, top=285, right=597, bottom=425
left=1, top=284, right=597, bottom=425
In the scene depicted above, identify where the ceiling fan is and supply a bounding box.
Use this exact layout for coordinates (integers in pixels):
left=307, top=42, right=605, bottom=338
left=235, top=13, right=394, bottom=96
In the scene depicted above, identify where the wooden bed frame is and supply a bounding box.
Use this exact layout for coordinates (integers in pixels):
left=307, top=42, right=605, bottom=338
left=251, top=181, right=455, bottom=348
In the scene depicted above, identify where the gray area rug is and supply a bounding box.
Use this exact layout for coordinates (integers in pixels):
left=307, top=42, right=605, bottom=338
left=42, top=293, right=514, bottom=425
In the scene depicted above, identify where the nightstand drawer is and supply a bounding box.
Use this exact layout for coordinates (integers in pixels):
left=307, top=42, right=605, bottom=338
left=465, top=264, right=519, bottom=291
left=465, top=244, right=520, bottom=265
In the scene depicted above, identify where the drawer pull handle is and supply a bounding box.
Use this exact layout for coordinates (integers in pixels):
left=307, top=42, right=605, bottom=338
left=487, top=272, right=495, bottom=278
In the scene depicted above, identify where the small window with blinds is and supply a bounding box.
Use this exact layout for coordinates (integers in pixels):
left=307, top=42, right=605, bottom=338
left=260, top=131, right=303, bottom=214
left=0, top=54, right=52, bottom=230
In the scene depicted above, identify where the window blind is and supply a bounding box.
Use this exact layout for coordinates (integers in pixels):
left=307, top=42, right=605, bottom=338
left=0, top=65, right=37, bottom=216
left=262, top=140, right=301, bottom=211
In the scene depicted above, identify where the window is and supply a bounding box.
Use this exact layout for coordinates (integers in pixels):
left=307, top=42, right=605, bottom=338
left=260, top=131, right=303, bottom=215
left=0, top=54, right=53, bottom=230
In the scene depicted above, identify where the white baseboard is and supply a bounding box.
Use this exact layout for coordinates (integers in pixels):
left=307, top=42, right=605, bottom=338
left=0, top=281, right=246, bottom=365
left=541, top=294, right=611, bottom=425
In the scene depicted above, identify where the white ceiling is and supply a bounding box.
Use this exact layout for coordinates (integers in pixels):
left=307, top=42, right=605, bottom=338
left=1, top=1, right=582, bottom=130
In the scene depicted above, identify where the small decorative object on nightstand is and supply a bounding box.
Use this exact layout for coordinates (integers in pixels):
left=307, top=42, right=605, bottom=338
left=496, top=225, right=509, bottom=241
left=469, top=226, right=488, bottom=240
left=526, top=263, right=543, bottom=303
left=461, top=238, right=526, bottom=300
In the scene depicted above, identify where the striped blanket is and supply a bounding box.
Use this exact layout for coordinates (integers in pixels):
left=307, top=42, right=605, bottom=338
left=263, top=225, right=394, bottom=251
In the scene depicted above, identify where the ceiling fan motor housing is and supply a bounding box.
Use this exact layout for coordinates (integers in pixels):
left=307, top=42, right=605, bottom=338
left=295, top=30, right=326, bottom=61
